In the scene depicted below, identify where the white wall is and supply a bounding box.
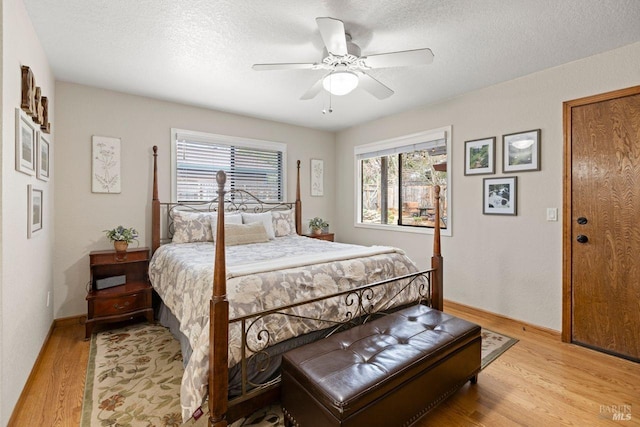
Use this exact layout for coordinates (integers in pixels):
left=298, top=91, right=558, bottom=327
left=335, top=42, right=640, bottom=331
left=1, top=0, right=55, bottom=424
left=54, top=82, right=335, bottom=318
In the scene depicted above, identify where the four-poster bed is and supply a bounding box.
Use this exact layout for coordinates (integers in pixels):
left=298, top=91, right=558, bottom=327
left=149, top=146, right=444, bottom=426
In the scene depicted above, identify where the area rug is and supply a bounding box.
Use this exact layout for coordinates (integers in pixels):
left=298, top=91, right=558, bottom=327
left=480, top=328, right=519, bottom=369
left=82, top=324, right=517, bottom=426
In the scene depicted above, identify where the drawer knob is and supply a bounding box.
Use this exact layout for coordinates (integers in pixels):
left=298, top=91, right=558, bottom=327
left=113, top=301, right=131, bottom=310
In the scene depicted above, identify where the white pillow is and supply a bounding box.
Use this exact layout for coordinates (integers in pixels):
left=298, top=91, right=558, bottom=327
left=271, top=209, right=297, bottom=237
left=225, top=222, right=269, bottom=246
left=242, top=212, right=276, bottom=239
left=172, top=210, right=215, bottom=243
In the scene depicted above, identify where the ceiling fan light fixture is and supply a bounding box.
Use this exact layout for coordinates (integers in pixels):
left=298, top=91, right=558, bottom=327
left=323, top=71, right=358, bottom=96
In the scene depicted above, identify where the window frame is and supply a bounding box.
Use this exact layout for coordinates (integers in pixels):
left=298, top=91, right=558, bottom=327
left=170, top=128, right=288, bottom=203
left=354, top=126, right=452, bottom=237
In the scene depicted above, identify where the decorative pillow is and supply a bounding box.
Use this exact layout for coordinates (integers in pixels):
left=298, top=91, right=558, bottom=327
left=172, top=210, right=215, bottom=243
left=271, top=209, right=297, bottom=237
left=211, top=213, right=243, bottom=239
left=242, top=212, right=276, bottom=239
left=224, top=222, right=269, bottom=246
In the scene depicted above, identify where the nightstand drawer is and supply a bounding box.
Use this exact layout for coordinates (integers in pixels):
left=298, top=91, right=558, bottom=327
left=92, top=292, right=149, bottom=316
left=304, top=233, right=334, bottom=242
left=90, top=247, right=150, bottom=266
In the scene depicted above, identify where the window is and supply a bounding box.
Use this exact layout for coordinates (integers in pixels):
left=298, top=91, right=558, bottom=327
left=171, top=129, right=287, bottom=202
left=355, top=127, right=451, bottom=235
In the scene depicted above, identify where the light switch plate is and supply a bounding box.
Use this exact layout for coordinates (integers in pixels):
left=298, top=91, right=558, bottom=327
left=546, top=208, right=558, bottom=221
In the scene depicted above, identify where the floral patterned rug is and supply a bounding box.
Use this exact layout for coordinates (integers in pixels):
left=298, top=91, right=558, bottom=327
left=481, top=328, right=519, bottom=369
left=81, top=323, right=184, bottom=427
left=81, top=323, right=516, bottom=427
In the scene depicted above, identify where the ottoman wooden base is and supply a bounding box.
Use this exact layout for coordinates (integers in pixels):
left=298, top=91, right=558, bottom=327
left=281, top=304, right=481, bottom=426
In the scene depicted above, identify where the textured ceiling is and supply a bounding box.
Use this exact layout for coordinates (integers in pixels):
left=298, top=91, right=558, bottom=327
left=23, top=0, right=640, bottom=131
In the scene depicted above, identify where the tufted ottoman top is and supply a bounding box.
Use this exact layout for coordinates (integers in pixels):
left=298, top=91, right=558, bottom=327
left=281, top=304, right=481, bottom=420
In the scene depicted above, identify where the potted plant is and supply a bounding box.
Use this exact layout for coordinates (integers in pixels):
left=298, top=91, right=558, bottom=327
left=104, top=225, right=138, bottom=252
left=308, top=217, right=329, bottom=235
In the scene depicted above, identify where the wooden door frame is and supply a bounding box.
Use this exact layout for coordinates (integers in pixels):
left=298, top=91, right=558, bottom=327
left=562, top=84, right=640, bottom=342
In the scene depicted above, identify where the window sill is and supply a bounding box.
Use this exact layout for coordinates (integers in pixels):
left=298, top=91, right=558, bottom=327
left=354, top=222, right=452, bottom=237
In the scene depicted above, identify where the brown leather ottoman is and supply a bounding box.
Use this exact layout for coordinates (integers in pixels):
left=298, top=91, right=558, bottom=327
left=281, top=304, right=481, bottom=427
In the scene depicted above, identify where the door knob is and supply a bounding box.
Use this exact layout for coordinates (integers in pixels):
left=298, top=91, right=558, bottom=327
left=576, top=235, right=588, bottom=244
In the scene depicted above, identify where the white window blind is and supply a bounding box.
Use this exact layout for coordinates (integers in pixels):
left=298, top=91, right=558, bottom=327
left=355, top=138, right=446, bottom=160
left=172, top=129, right=286, bottom=202
left=354, top=130, right=446, bottom=159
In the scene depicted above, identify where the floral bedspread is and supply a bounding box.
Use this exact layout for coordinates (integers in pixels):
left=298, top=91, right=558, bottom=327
left=148, top=235, right=424, bottom=421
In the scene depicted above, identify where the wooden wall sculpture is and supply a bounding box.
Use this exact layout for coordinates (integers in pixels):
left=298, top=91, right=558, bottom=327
left=21, top=65, right=51, bottom=134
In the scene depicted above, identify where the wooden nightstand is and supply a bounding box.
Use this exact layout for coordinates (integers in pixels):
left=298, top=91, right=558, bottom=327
left=85, top=247, right=153, bottom=339
left=304, top=232, right=334, bottom=242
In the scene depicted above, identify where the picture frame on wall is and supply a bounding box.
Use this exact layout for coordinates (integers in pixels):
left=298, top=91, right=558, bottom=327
left=15, top=108, right=37, bottom=175
left=464, top=137, right=495, bottom=175
left=92, top=135, right=121, bottom=193
left=28, top=184, right=43, bottom=238
left=310, top=158, right=324, bottom=196
left=483, top=176, right=517, bottom=215
left=36, top=132, right=50, bottom=182
left=503, top=129, right=541, bottom=172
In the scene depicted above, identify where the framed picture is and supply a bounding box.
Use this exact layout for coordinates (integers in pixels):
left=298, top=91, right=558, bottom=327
left=464, top=137, right=495, bottom=175
left=36, top=132, right=50, bottom=181
left=92, top=135, right=121, bottom=193
left=503, top=129, right=541, bottom=172
left=28, top=185, right=43, bottom=237
left=310, top=158, right=324, bottom=196
left=483, top=177, right=517, bottom=215
left=15, top=108, right=37, bottom=175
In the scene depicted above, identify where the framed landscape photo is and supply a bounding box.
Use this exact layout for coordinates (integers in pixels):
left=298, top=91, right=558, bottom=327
left=37, top=132, right=50, bottom=181
left=28, top=185, right=43, bottom=238
left=15, top=108, right=37, bottom=175
left=465, top=137, right=495, bottom=175
left=483, top=177, right=517, bottom=215
left=503, top=129, right=540, bottom=172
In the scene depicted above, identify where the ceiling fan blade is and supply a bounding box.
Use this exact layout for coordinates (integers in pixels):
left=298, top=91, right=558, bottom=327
left=363, top=48, right=434, bottom=69
left=316, top=17, right=347, bottom=56
left=300, top=75, right=327, bottom=100
left=358, top=73, right=394, bottom=99
left=252, top=63, right=317, bottom=71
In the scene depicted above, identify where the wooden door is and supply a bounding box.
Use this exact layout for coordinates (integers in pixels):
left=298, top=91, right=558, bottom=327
left=563, top=86, right=640, bottom=362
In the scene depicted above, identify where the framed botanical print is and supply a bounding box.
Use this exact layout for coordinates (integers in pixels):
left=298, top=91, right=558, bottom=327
left=15, top=108, right=37, bottom=175
left=310, top=159, right=324, bottom=196
left=37, top=132, right=50, bottom=181
left=28, top=185, right=43, bottom=237
left=92, top=136, right=121, bottom=193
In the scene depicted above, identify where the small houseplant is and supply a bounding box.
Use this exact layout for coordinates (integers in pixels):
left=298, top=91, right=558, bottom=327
left=308, top=217, right=329, bottom=235
left=104, top=225, right=138, bottom=252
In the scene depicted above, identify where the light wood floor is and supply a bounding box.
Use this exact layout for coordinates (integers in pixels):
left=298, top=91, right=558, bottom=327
left=9, top=303, right=640, bottom=426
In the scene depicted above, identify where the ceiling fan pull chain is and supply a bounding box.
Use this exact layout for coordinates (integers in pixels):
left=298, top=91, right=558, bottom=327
left=329, top=91, right=333, bottom=113
left=322, top=88, right=333, bottom=114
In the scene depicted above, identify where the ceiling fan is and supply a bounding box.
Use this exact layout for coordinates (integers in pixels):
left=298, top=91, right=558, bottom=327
left=252, top=17, right=434, bottom=100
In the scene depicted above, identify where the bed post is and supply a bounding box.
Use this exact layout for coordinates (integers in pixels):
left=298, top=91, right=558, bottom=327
left=209, top=171, right=229, bottom=427
left=295, top=160, right=302, bottom=235
left=431, top=185, right=444, bottom=311
left=152, top=146, right=160, bottom=254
